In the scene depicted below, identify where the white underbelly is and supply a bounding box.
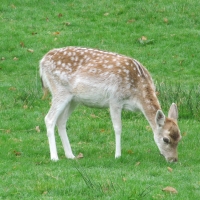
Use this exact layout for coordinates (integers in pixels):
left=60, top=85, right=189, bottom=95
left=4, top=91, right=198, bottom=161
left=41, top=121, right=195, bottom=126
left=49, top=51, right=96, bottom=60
left=72, top=84, right=110, bottom=108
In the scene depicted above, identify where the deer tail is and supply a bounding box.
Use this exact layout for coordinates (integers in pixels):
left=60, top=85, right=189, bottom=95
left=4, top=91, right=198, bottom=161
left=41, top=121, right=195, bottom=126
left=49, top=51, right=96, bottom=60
left=39, top=62, right=49, bottom=100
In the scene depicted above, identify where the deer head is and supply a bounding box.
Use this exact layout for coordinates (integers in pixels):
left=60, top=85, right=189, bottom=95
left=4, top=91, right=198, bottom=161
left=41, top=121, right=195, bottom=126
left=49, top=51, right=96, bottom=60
left=154, top=103, right=181, bottom=162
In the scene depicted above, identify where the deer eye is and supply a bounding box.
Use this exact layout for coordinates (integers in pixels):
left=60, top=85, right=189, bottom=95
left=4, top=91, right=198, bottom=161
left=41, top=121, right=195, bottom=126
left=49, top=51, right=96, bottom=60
left=163, top=137, right=170, bottom=144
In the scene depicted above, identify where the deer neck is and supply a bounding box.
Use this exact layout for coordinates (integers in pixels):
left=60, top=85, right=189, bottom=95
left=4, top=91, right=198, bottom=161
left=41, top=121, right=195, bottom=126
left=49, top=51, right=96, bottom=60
left=137, top=83, right=161, bottom=132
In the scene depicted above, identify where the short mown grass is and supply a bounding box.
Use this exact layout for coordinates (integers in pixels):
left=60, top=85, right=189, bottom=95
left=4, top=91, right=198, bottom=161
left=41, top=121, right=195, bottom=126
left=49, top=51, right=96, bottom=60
left=1, top=0, right=200, bottom=199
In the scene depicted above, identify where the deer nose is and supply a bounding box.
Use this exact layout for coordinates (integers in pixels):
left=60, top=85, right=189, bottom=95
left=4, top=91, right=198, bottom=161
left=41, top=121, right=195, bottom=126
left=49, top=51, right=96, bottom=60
left=167, top=157, right=178, bottom=162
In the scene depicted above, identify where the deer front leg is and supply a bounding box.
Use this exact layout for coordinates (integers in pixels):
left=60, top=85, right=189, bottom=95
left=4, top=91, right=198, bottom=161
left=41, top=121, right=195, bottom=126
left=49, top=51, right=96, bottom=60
left=109, top=104, right=122, bottom=158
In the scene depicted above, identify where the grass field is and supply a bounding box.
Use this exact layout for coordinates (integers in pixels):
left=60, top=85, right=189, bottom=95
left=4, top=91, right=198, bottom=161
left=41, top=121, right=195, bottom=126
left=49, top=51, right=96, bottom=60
left=0, top=0, right=200, bottom=199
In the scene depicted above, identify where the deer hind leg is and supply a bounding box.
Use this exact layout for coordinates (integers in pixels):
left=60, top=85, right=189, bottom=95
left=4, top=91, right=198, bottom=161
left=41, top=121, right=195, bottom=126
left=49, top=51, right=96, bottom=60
left=45, top=94, right=73, bottom=161
left=56, top=101, right=78, bottom=159
left=109, top=104, right=122, bottom=158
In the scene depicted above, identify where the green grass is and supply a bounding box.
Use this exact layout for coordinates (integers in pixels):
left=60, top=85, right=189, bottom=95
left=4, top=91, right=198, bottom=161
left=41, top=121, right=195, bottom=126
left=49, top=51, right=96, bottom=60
left=1, top=0, right=200, bottom=199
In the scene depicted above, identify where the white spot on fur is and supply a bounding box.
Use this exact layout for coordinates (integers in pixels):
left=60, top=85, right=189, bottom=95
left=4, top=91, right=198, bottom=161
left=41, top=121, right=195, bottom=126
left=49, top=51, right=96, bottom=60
left=75, top=56, right=79, bottom=62
left=105, top=65, right=113, bottom=69
left=123, top=69, right=129, bottom=74
left=125, top=77, right=129, bottom=81
left=118, top=69, right=122, bottom=73
left=116, top=62, right=121, bottom=67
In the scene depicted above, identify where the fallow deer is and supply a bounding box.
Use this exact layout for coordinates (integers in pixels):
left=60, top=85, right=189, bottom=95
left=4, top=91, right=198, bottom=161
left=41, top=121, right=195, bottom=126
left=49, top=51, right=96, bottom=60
left=40, top=46, right=181, bottom=162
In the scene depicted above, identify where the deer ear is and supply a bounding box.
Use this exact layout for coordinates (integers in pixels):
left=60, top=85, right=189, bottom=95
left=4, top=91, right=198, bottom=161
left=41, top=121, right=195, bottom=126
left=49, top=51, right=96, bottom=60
left=155, top=110, right=165, bottom=127
left=168, top=103, right=178, bottom=121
